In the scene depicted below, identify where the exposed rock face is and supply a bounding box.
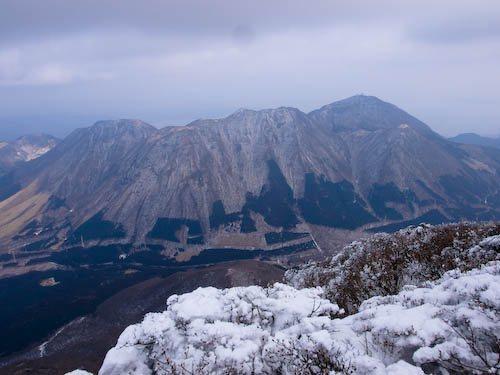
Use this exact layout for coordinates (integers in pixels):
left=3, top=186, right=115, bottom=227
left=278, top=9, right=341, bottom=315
left=1, top=96, right=500, bottom=255
left=0, top=133, right=59, bottom=176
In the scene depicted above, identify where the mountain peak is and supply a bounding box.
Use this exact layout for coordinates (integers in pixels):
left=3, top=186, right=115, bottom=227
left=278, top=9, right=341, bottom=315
left=309, top=95, right=434, bottom=135
left=316, top=94, right=399, bottom=114
left=219, top=106, right=306, bottom=128
left=229, top=106, right=302, bottom=116
left=91, top=119, right=155, bottom=131
left=337, top=94, right=385, bottom=104
left=83, top=119, right=157, bottom=140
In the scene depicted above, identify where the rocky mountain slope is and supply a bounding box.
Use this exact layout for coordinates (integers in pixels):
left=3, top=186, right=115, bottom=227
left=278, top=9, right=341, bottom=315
left=0, top=133, right=59, bottom=176
left=1, top=96, right=500, bottom=267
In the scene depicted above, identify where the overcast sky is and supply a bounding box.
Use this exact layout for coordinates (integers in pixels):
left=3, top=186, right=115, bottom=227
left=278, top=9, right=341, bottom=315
left=0, top=0, right=499, bottom=139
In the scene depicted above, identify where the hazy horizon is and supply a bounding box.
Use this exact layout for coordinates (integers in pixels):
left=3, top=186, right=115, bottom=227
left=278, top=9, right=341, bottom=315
left=1, top=95, right=499, bottom=142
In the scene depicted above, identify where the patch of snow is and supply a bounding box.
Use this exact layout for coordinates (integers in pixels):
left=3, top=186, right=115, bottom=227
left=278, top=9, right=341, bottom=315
left=65, top=370, right=93, bottom=375
left=40, top=317, right=86, bottom=357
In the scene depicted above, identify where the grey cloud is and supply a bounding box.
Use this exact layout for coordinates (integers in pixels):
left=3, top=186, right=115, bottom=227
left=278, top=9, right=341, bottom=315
left=0, top=0, right=362, bottom=45
left=5, top=1, right=498, bottom=46
left=408, top=2, right=500, bottom=44
left=0, top=1, right=499, bottom=138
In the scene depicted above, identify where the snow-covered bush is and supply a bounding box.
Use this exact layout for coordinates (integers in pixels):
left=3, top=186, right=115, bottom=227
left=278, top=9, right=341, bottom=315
left=285, top=223, right=500, bottom=314
left=97, top=261, right=500, bottom=375
left=98, top=284, right=345, bottom=375
left=343, top=262, right=500, bottom=374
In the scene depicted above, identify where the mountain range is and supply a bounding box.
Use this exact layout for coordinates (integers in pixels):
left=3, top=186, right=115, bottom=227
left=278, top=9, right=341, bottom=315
left=449, top=132, right=500, bottom=149
left=1, top=95, right=500, bottom=265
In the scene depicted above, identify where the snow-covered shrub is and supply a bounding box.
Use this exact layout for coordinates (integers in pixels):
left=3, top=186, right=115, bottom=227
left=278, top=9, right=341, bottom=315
left=97, top=261, right=500, bottom=375
left=98, top=283, right=345, bottom=375
left=285, top=223, right=500, bottom=314
left=344, top=262, right=500, bottom=375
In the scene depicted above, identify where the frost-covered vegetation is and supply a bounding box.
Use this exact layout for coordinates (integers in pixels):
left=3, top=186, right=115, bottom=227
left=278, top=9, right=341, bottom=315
left=286, top=222, right=500, bottom=314
left=98, top=284, right=348, bottom=375
left=72, top=223, right=500, bottom=375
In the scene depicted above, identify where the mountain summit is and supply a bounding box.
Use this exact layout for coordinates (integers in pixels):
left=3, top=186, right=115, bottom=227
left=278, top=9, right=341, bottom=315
left=309, top=95, right=433, bottom=134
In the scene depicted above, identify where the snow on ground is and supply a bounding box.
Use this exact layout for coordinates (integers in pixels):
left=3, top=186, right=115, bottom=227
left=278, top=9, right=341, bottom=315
left=97, top=260, right=500, bottom=375
left=65, top=370, right=94, bottom=375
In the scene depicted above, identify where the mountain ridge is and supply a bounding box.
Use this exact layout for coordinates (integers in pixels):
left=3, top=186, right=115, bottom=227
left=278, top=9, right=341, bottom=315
left=1, top=95, right=500, bottom=262
left=450, top=132, right=500, bottom=149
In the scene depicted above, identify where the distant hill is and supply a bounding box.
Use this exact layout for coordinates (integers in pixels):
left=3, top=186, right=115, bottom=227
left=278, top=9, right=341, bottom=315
left=0, top=134, right=59, bottom=176
left=449, top=132, right=500, bottom=149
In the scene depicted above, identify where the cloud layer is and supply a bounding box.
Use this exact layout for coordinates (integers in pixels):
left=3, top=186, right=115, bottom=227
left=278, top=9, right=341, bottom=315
left=0, top=0, right=499, bottom=137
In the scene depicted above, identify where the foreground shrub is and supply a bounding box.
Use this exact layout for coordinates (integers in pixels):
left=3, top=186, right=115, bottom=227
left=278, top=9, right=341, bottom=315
left=285, top=222, right=500, bottom=314
left=97, top=261, right=500, bottom=375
